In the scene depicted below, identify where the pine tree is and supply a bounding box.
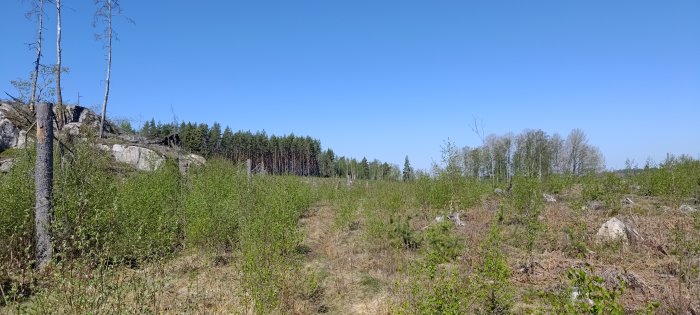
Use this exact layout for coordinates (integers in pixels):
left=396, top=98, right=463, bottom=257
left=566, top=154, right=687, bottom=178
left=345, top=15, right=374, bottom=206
left=403, top=155, right=413, bottom=181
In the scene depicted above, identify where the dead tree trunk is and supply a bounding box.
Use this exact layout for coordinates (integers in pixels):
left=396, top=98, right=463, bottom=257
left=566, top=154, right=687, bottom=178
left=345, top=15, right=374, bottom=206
left=35, top=102, right=54, bottom=271
left=29, top=0, right=44, bottom=113
left=55, top=0, right=64, bottom=129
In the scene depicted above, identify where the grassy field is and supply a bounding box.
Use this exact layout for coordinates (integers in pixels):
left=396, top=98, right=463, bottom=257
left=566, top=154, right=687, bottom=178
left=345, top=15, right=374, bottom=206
left=1, top=145, right=699, bottom=314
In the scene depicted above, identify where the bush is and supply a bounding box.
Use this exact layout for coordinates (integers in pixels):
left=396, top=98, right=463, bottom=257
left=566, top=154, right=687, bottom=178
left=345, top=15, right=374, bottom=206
left=424, top=221, right=463, bottom=268
left=474, top=224, right=512, bottom=314
left=106, top=160, right=181, bottom=262
left=0, top=150, right=35, bottom=296
left=580, top=173, right=627, bottom=210
left=52, top=144, right=116, bottom=262
left=182, top=159, right=247, bottom=249
left=552, top=268, right=625, bottom=314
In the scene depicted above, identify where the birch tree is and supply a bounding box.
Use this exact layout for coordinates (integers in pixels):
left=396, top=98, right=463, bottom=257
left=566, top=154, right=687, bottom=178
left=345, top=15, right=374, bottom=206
left=95, top=0, right=131, bottom=138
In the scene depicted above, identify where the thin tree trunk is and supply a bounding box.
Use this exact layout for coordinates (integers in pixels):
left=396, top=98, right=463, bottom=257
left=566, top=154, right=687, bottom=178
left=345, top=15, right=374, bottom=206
left=29, top=0, right=44, bottom=113
left=35, top=102, right=54, bottom=271
left=55, top=0, right=63, bottom=129
left=99, top=0, right=112, bottom=139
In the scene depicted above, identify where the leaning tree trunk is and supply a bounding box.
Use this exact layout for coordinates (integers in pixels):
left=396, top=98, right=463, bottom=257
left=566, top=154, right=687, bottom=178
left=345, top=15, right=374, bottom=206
left=55, top=0, right=64, bottom=129
left=99, top=0, right=112, bottom=139
left=35, top=102, right=54, bottom=271
left=29, top=0, right=44, bottom=113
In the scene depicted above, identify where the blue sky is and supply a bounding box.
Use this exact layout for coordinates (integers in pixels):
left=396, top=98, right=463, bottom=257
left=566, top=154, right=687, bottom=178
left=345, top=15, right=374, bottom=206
left=1, top=0, right=698, bottom=170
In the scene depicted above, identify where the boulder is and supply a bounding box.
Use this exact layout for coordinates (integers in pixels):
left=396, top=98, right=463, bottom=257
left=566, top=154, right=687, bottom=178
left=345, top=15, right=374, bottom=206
left=178, top=153, right=206, bottom=173
left=595, top=217, right=642, bottom=244
left=111, top=144, right=164, bottom=171
left=494, top=188, right=504, bottom=195
left=0, top=158, right=15, bottom=173
left=0, top=104, right=23, bottom=151
left=543, top=193, right=557, bottom=203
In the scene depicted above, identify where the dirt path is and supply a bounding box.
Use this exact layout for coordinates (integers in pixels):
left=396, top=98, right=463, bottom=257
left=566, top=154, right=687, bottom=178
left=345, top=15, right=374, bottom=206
left=299, top=202, right=390, bottom=314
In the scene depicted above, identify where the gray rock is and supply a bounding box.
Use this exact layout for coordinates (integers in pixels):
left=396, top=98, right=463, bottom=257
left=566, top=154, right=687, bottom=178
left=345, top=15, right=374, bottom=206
left=595, top=217, right=642, bottom=244
left=679, top=204, right=698, bottom=214
left=622, top=197, right=635, bottom=206
left=543, top=193, right=557, bottom=203
left=0, top=158, right=15, bottom=173
left=111, top=144, right=164, bottom=171
left=448, top=213, right=465, bottom=226
left=62, top=122, right=82, bottom=136
left=178, top=153, right=206, bottom=173
left=494, top=188, right=504, bottom=195
left=586, top=200, right=604, bottom=211
left=0, top=104, right=22, bottom=151
left=436, top=213, right=465, bottom=226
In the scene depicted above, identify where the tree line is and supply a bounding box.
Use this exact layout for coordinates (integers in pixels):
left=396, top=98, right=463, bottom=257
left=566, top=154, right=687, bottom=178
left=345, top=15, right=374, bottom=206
left=432, top=128, right=605, bottom=185
left=138, top=119, right=402, bottom=180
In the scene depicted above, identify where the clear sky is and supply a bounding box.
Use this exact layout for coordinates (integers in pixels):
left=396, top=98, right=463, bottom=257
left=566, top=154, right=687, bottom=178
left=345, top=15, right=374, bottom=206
left=1, top=0, right=699, bottom=170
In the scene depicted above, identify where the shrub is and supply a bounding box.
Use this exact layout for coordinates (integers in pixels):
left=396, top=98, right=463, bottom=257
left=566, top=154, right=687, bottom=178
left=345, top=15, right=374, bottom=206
left=106, top=160, right=181, bottom=262
left=424, top=221, right=463, bottom=268
left=182, top=159, right=247, bottom=249
left=474, top=223, right=512, bottom=314
left=552, top=268, right=625, bottom=314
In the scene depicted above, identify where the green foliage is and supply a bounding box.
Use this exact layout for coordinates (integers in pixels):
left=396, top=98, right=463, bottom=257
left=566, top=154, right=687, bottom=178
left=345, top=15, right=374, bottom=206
left=405, top=269, right=469, bottom=315
left=389, top=215, right=421, bottom=250
left=563, top=220, right=589, bottom=258
left=580, top=173, right=627, bottom=210
left=552, top=268, right=625, bottom=315
left=423, top=221, right=463, bottom=268
left=107, top=160, right=181, bottom=261
left=636, top=155, right=700, bottom=203
left=543, top=173, right=575, bottom=195
left=0, top=150, right=35, bottom=281
left=414, top=175, right=488, bottom=210
left=505, top=177, right=544, bottom=257
left=474, top=224, right=512, bottom=314
left=182, top=159, right=246, bottom=249
left=52, top=144, right=117, bottom=261
left=238, top=175, right=315, bottom=313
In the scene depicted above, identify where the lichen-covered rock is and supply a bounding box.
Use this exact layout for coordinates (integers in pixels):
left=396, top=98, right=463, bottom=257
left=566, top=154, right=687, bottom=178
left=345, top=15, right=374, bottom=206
left=111, top=144, right=164, bottom=171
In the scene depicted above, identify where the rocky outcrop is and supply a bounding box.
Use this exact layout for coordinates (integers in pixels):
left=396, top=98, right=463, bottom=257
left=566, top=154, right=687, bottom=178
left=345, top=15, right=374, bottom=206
left=111, top=144, right=165, bottom=171
left=1, top=101, right=205, bottom=173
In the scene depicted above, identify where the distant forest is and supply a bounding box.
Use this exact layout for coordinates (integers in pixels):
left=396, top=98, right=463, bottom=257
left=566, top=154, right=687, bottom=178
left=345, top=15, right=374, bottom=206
left=135, top=119, right=400, bottom=180
left=133, top=119, right=608, bottom=185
